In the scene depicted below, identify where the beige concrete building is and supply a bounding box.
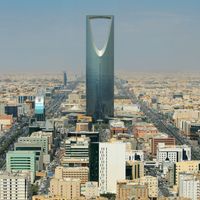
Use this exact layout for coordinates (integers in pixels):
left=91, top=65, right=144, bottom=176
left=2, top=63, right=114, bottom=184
left=116, top=180, right=148, bottom=200
left=32, top=196, right=107, bottom=200
left=116, top=176, right=158, bottom=199
left=50, top=178, right=81, bottom=199
left=55, top=166, right=89, bottom=184
left=173, top=110, right=200, bottom=126
left=133, top=122, right=158, bottom=139
left=134, top=176, right=158, bottom=198
left=175, top=161, right=200, bottom=186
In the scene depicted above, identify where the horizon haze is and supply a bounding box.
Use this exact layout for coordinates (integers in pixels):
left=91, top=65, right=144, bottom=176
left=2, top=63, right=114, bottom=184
left=0, top=0, right=200, bottom=73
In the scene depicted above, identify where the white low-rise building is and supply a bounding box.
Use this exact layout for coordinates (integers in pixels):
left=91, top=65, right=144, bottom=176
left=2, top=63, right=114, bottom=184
left=157, top=143, right=191, bottom=163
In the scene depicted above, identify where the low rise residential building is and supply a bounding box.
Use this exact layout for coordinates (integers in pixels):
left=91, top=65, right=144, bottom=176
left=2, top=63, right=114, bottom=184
left=133, top=122, right=158, bottom=138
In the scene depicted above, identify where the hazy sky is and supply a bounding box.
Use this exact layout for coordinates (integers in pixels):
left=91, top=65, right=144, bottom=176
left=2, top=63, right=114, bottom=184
left=0, top=0, right=200, bottom=73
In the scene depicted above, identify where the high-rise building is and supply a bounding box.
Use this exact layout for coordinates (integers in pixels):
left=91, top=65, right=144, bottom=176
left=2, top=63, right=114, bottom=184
left=6, top=151, right=36, bottom=183
left=89, top=142, right=99, bottom=182
left=14, top=142, right=43, bottom=171
left=99, top=142, right=126, bottom=194
left=18, top=136, right=50, bottom=165
left=89, top=142, right=126, bottom=194
left=63, top=71, right=67, bottom=87
left=0, top=171, right=31, bottom=200
left=35, top=96, right=45, bottom=121
left=86, top=15, right=114, bottom=120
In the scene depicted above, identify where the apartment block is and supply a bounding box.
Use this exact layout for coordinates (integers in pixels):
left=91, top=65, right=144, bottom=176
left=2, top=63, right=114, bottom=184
left=50, top=178, right=81, bottom=199
left=175, top=161, right=200, bottom=186
left=0, top=171, right=31, bottom=200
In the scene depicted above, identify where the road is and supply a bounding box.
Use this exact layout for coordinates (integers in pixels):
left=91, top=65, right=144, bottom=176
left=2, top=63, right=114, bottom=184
left=45, top=93, right=66, bottom=117
left=0, top=116, right=30, bottom=169
left=45, top=79, right=81, bottom=118
left=117, top=79, right=200, bottom=160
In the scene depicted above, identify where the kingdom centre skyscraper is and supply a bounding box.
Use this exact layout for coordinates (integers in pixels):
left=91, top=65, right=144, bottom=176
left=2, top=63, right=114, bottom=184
left=86, top=15, right=114, bottom=120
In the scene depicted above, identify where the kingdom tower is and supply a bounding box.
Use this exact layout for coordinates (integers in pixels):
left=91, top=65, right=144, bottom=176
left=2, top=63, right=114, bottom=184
left=86, top=15, right=114, bottom=120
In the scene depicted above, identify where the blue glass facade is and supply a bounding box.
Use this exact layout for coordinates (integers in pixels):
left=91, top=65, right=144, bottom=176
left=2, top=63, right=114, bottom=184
left=34, top=96, right=45, bottom=121
left=86, top=15, right=114, bottom=120
left=35, top=96, right=44, bottom=114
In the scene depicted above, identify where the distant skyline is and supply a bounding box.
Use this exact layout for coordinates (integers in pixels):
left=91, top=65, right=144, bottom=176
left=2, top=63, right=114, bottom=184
left=0, top=0, right=200, bottom=73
